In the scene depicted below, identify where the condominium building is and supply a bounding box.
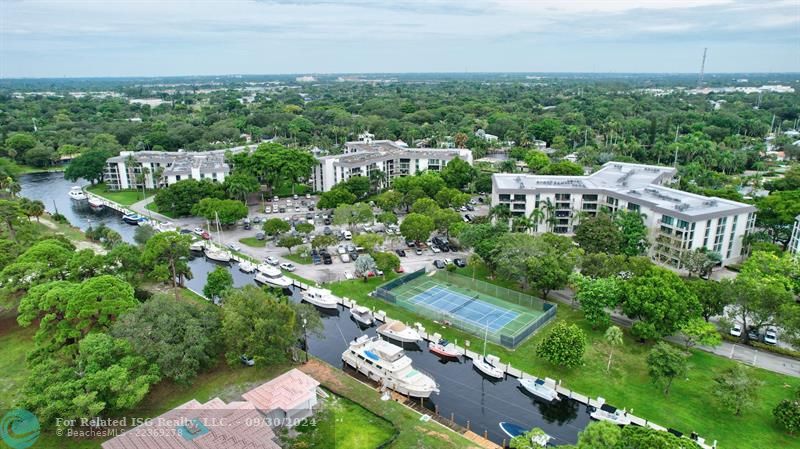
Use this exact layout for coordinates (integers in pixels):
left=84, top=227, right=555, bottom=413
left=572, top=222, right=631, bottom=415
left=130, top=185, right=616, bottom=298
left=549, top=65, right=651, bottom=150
left=312, top=136, right=473, bottom=192
left=789, top=215, right=800, bottom=256
left=491, top=161, right=757, bottom=267
left=103, top=145, right=254, bottom=190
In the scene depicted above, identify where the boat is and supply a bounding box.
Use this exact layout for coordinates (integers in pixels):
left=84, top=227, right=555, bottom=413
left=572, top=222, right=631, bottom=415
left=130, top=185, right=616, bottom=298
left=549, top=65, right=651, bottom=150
left=350, top=305, right=374, bottom=326
left=519, top=377, right=560, bottom=402
left=122, top=213, right=145, bottom=225
left=68, top=186, right=87, bottom=201
left=301, top=287, right=339, bottom=309
left=499, top=422, right=551, bottom=447
left=473, top=321, right=504, bottom=379
left=255, top=264, right=292, bottom=288
left=189, top=240, right=205, bottom=252
left=428, top=339, right=460, bottom=359
left=376, top=320, right=421, bottom=343
left=590, top=403, right=632, bottom=426
left=154, top=221, right=176, bottom=232
left=238, top=260, right=256, bottom=273
left=342, top=335, right=439, bottom=398
left=204, top=245, right=232, bottom=263
left=87, top=197, right=104, bottom=211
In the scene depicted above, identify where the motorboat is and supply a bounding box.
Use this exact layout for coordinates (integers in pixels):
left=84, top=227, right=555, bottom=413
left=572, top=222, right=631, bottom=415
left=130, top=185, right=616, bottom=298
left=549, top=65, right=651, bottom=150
left=590, top=403, right=632, bottom=426
left=189, top=240, right=205, bottom=252
left=428, top=339, right=460, bottom=359
left=519, top=377, right=560, bottom=402
left=204, top=246, right=232, bottom=263
left=301, top=287, right=339, bottom=309
left=473, top=356, right=504, bottom=379
left=68, top=186, right=87, bottom=201
left=499, top=422, right=551, bottom=447
left=122, top=213, right=145, bottom=225
left=87, top=197, right=104, bottom=210
left=376, top=320, right=421, bottom=343
left=254, top=264, right=292, bottom=288
left=154, top=221, right=176, bottom=233
left=350, top=305, right=374, bottom=326
left=238, top=260, right=256, bottom=273
left=342, top=335, right=439, bottom=398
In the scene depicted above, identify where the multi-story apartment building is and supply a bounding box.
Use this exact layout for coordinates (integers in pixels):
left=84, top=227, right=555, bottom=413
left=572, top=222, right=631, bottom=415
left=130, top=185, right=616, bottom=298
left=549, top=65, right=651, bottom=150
left=312, top=136, right=473, bottom=192
left=789, top=215, right=800, bottom=256
left=491, top=162, right=757, bottom=267
left=103, top=145, right=255, bottom=190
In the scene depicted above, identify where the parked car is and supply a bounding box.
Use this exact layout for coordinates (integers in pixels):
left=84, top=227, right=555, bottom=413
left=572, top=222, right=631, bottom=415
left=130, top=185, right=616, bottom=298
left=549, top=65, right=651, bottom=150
left=265, top=206, right=272, bottom=213
left=256, top=232, right=266, bottom=240
left=763, top=328, right=778, bottom=345
left=240, top=355, right=255, bottom=367
left=439, top=244, right=450, bottom=253
left=193, top=227, right=204, bottom=235
left=395, top=249, right=407, bottom=257
left=466, top=204, right=475, bottom=211
left=279, top=207, right=286, bottom=213
left=294, top=194, right=299, bottom=200
left=343, top=230, right=352, bottom=240
left=273, top=196, right=279, bottom=202
left=306, top=193, right=311, bottom=199
left=279, top=262, right=296, bottom=272
left=322, top=253, right=332, bottom=265
left=395, top=266, right=405, bottom=273
left=324, top=218, right=332, bottom=225
left=227, top=243, right=242, bottom=252
left=201, top=231, right=211, bottom=240
left=729, top=323, right=742, bottom=337
left=324, top=226, right=333, bottom=235
left=252, top=216, right=262, bottom=223
left=341, top=253, right=351, bottom=263
left=308, top=205, right=315, bottom=211
left=265, top=256, right=279, bottom=266
left=243, top=221, right=251, bottom=230
left=444, top=258, right=453, bottom=265
left=295, top=206, right=300, bottom=212
left=433, top=260, right=446, bottom=269
left=454, top=258, right=467, bottom=268
left=747, top=327, right=760, bottom=341
left=431, top=246, right=441, bottom=253
left=406, top=239, right=415, bottom=247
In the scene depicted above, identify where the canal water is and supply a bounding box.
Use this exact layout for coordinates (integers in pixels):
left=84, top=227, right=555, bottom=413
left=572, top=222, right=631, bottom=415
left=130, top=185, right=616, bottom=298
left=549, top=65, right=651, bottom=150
left=20, top=172, right=591, bottom=446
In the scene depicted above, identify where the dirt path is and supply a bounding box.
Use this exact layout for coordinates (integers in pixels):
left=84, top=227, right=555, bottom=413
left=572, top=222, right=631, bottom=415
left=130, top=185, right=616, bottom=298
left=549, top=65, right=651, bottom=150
left=38, top=216, right=106, bottom=254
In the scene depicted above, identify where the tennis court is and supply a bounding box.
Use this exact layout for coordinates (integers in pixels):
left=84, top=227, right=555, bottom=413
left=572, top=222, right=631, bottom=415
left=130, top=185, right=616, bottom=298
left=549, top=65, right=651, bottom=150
left=374, top=269, right=557, bottom=348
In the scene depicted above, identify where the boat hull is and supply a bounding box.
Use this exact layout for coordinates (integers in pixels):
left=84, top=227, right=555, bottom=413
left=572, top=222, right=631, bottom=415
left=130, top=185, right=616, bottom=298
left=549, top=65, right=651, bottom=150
left=473, top=358, right=504, bottom=379
left=519, top=378, right=559, bottom=402
left=255, top=273, right=292, bottom=289
left=590, top=410, right=631, bottom=426
left=342, top=356, right=434, bottom=398
left=429, top=343, right=460, bottom=359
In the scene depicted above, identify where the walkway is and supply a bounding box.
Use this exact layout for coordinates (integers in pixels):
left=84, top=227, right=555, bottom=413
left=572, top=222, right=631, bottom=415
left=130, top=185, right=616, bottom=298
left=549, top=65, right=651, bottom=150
left=548, top=290, right=800, bottom=378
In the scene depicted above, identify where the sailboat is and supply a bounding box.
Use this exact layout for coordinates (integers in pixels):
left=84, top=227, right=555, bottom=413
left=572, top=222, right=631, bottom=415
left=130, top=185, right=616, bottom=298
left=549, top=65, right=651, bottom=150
left=472, top=321, right=504, bottom=379
left=204, top=212, right=232, bottom=263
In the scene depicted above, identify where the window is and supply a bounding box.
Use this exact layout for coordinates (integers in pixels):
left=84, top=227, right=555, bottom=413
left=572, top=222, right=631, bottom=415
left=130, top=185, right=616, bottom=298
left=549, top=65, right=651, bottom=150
left=499, top=194, right=511, bottom=201
left=627, top=203, right=640, bottom=212
left=583, top=194, right=598, bottom=201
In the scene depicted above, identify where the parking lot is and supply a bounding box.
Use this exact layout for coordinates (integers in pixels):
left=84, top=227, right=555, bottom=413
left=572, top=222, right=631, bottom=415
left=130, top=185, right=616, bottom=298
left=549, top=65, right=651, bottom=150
left=199, top=193, right=485, bottom=284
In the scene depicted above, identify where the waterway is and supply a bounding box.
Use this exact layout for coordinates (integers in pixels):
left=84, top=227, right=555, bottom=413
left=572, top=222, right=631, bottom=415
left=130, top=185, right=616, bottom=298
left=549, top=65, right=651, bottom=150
left=19, top=172, right=591, bottom=446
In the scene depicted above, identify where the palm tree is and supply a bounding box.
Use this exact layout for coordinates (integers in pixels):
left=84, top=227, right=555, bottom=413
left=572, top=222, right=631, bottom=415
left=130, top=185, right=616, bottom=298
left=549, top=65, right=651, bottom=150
left=468, top=253, right=483, bottom=280
left=528, top=208, right=545, bottom=233
left=540, top=198, right=555, bottom=231
left=490, top=204, right=512, bottom=226
left=125, top=154, right=139, bottom=191
left=605, top=325, right=623, bottom=372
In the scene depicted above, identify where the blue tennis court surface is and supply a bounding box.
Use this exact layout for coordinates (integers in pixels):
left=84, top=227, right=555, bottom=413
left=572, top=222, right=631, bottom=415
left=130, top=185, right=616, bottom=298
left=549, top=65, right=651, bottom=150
left=407, top=285, right=519, bottom=332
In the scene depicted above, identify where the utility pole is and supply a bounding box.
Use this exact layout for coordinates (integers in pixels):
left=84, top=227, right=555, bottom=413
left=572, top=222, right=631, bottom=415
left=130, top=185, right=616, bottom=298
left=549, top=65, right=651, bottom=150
left=697, top=48, right=707, bottom=88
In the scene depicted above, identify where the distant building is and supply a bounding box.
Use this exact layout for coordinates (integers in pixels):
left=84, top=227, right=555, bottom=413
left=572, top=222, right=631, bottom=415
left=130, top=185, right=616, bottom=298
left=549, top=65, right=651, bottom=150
left=104, top=145, right=255, bottom=190
left=295, top=75, right=317, bottom=83
left=312, top=136, right=473, bottom=192
left=475, top=129, right=498, bottom=142
left=491, top=161, right=757, bottom=267
left=790, top=215, right=800, bottom=256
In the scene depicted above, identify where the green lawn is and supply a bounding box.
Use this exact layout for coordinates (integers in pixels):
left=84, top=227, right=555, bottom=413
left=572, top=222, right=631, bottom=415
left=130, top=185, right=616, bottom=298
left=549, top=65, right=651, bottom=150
left=299, top=360, right=476, bottom=449
left=145, top=201, right=179, bottom=218
left=327, top=271, right=800, bottom=449
left=285, top=252, right=312, bottom=265
left=285, top=392, right=395, bottom=449
left=85, top=183, right=151, bottom=206
left=239, top=237, right=267, bottom=248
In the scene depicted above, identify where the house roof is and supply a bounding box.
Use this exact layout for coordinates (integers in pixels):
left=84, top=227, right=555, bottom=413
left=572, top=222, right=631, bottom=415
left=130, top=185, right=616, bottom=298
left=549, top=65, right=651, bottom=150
left=101, top=398, right=281, bottom=449
left=242, top=369, right=320, bottom=414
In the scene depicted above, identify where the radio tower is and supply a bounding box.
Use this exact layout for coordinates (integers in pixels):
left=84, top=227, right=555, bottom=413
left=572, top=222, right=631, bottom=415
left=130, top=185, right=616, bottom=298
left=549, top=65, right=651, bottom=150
left=697, top=48, right=708, bottom=87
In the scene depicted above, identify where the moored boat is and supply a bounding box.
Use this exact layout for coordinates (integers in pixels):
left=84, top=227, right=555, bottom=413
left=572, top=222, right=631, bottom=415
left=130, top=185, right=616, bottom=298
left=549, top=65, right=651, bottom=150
left=122, top=213, right=145, bottom=225
left=238, top=260, right=256, bottom=273
left=255, top=264, right=292, bottom=288
left=350, top=305, right=374, bottom=326
left=87, top=197, right=104, bottom=210
left=204, top=246, right=232, bottom=263
left=590, top=403, right=632, bottom=426
left=428, top=339, right=460, bottom=359
left=68, top=186, right=87, bottom=201
left=342, top=335, right=439, bottom=398
left=519, top=377, right=560, bottom=402
left=473, top=356, right=504, bottom=379
left=301, top=287, right=339, bottom=309
left=189, top=240, right=205, bottom=252
left=499, top=422, right=551, bottom=447
left=376, top=320, right=421, bottom=343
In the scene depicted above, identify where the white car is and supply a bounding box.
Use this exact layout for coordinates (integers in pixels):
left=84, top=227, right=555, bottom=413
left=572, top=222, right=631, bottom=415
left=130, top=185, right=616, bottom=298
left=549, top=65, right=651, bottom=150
left=265, top=256, right=279, bottom=266
left=279, top=262, right=296, bottom=272
left=337, top=246, right=347, bottom=255
left=444, top=258, right=453, bottom=265
left=730, top=323, right=742, bottom=337
left=431, top=246, right=441, bottom=253
left=344, top=271, right=354, bottom=280
left=193, top=227, right=204, bottom=235
left=287, top=199, right=293, bottom=206
left=293, top=194, right=299, bottom=200
left=305, top=193, right=311, bottom=199
left=227, top=243, right=242, bottom=252
left=264, top=206, right=272, bottom=213
left=343, top=230, right=352, bottom=240
left=295, top=206, right=300, bottom=212
left=341, top=253, right=351, bottom=263
left=763, top=328, right=778, bottom=345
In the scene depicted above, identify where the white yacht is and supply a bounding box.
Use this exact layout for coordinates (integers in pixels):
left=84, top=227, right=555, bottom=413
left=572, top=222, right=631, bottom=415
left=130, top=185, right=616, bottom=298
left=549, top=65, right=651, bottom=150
left=591, top=403, right=632, bottom=426
left=255, top=264, right=292, bottom=288
left=350, top=305, right=374, bottom=326
left=238, top=260, right=256, bottom=273
left=342, top=335, right=439, bottom=398
left=68, top=186, right=87, bottom=201
left=204, top=245, right=232, bottom=263
left=376, top=320, right=421, bottom=343
left=519, top=377, right=560, bottom=402
left=189, top=240, right=205, bottom=252
left=301, top=287, right=339, bottom=309
left=154, top=221, right=176, bottom=233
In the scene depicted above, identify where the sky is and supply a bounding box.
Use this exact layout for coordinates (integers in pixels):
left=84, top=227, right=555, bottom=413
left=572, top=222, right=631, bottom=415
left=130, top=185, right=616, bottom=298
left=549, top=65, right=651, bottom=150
left=1, top=0, right=799, bottom=78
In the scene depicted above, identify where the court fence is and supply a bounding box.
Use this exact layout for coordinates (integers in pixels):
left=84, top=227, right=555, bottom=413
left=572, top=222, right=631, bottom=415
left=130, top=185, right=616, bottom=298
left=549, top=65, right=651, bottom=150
left=373, top=268, right=556, bottom=348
